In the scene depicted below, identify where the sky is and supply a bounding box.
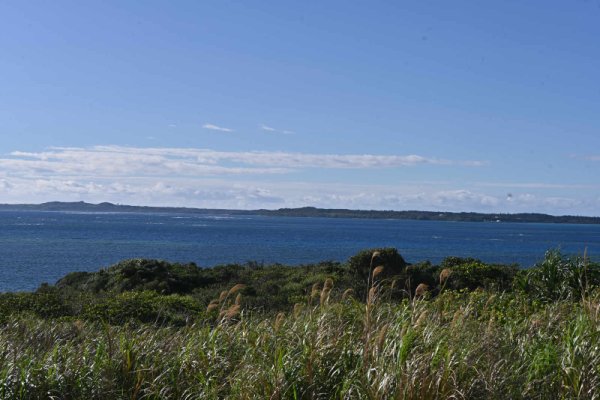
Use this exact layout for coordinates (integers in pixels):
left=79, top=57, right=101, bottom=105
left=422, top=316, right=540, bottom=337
left=1, top=1, right=599, bottom=215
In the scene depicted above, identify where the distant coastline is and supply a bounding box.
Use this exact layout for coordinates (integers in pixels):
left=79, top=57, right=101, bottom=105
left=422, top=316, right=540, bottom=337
left=0, top=201, right=599, bottom=224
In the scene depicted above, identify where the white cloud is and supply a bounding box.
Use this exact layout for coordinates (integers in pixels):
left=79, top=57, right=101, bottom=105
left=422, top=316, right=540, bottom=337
left=2, top=145, right=594, bottom=215
left=260, top=124, right=294, bottom=135
left=0, top=171, right=597, bottom=215
left=260, top=124, right=276, bottom=132
left=203, top=123, right=233, bottom=132
left=2, top=146, right=485, bottom=178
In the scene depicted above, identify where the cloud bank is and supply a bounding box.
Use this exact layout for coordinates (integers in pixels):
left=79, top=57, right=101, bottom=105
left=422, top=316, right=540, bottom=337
left=3, top=146, right=485, bottom=178
left=0, top=145, right=595, bottom=215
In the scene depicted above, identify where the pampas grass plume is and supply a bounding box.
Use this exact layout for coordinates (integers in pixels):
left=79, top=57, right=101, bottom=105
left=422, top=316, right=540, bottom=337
left=342, top=288, right=354, bottom=301
left=274, top=312, right=285, bottom=332
left=320, top=280, right=333, bottom=306
left=415, top=283, right=429, bottom=298
left=372, top=265, right=385, bottom=280
left=368, top=287, right=378, bottom=305
left=310, top=283, right=321, bottom=299
left=218, top=290, right=228, bottom=302
left=224, top=304, right=241, bottom=319
left=206, top=299, right=219, bottom=312
left=439, top=268, right=452, bottom=285
left=228, top=284, right=246, bottom=296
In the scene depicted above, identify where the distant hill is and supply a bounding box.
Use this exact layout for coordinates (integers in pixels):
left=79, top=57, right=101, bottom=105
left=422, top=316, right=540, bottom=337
left=0, top=201, right=245, bottom=216
left=0, top=201, right=598, bottom=224
left=260, top=206, right=600, bottom=224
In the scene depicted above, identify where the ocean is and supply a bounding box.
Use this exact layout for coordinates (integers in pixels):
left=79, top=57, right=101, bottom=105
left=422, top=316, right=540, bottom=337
left=1, top=210, right=599, bottom=292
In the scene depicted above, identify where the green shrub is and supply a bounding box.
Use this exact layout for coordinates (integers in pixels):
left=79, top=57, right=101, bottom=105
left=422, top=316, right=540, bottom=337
left=348, top=247, right=406, bottom=283
left=443, top=260, right=518, bottom=291
left=82, top=291, right=202, bottom=326
left=515, top=249, right=600, bottom=302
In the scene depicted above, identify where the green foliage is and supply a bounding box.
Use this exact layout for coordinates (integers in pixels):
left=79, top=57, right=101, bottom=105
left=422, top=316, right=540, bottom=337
left=82, top=291, right=203, bottom=326
left=2, top=289, right=600, bottom=398
left=56, top=259, right=214, bottom=294
left=515, top=249, right=600, bottom=302
left=443, top=260, right=518, bottom=291
left=348, top=247, right=407, bottom=282
left=0, top=287, right=74, bottom=321
left=390, top=261, right=439, bottom=296
left=5, top=248, right=600, bottom=398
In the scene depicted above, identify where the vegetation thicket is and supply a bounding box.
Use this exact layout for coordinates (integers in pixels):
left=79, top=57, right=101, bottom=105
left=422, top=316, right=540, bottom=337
left=1, top=248, right=599, bottom=399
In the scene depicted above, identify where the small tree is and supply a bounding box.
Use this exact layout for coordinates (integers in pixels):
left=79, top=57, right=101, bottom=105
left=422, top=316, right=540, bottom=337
left=348, top=247, right=407, bottom=285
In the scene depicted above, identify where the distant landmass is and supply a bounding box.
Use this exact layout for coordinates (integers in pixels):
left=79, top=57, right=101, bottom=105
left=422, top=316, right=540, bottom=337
left=0, top=201, right=598, bottom=224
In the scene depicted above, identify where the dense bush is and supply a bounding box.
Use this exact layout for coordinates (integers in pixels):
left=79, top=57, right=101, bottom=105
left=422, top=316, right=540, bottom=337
left=56, top=259, right=214, bottom=294
left=4, top=248, right=597, bottom=327
left=515, top=249, right=600, bottom=302
left=82, top=291, right=203, bottom=326
left=442, top=259, right=519, bottom=292
left=348, top=247, right=407, bottom=291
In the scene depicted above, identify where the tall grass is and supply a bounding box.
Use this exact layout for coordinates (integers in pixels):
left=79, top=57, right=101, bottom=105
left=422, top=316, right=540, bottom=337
left=2, top=287, right=600, bottom=399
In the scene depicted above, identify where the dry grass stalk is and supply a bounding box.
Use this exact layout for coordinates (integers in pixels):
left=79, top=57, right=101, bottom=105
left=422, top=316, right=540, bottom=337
left=439, top=268, right=452, bottom=285
left=228, top=284, right=246, bottom=296
left=207, top=303, right=219, bottom=312
left=415, top=310, right=428, bottom=327
left=342, top=288, right=354, bottom=301
left=274, top=312, right=285, bottom=332
left=310, top=283, right=321, bottom=299
left=235, top=293, right=242, bottom=306
left=320, top=278, right=334, bottom=305
left=206, top=300, right=220, bottom=312
left=376, top=323, right=389, bottom=352
left=450, top=309, right=464, bottom=329
left=293, top=303, right=303, bottom=319
left=415, top=283, right=429, bottom=298
left=484, top=293, right=496, bottom=310
left=372, top=265, right=385, bottom=280
left=223, top=304, right=241, bottom=319
left=368, top=287, right=378, bottom=305
left=218, top=290, right=228, bottom=302
left=320, top=288, right=332, bottom=306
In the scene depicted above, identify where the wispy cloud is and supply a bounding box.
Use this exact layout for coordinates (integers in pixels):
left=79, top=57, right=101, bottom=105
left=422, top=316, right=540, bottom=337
left=260, top=124, right=294, bottom=135
left=203, top=123, right=233, bottom=132
left=260, top=124, right=276, bottom=132
left=0, top=146, right=485, bottom=185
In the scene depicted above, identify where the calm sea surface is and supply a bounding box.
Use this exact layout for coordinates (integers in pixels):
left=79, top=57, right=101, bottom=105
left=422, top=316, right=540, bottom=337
left=1, top=211, right=599, bottom=292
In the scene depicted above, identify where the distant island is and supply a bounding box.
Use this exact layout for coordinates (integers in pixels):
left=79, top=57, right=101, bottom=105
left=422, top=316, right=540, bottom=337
left=0, top=201, right=599, bottom=224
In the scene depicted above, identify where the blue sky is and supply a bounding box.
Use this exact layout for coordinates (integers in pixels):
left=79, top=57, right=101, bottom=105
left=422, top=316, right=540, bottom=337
left=1, top=1, right=599, bottom=215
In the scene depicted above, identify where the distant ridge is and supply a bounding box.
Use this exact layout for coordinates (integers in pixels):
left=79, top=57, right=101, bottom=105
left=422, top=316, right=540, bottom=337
left=0, top=201, right=598, bottom=224
left=0, top=201, right=235, bottom=215
left=0, top=201, right=600, bottom=224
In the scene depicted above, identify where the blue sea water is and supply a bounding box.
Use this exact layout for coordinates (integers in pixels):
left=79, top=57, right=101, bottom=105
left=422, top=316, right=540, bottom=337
left=1, top=211, right=599, bottom=292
